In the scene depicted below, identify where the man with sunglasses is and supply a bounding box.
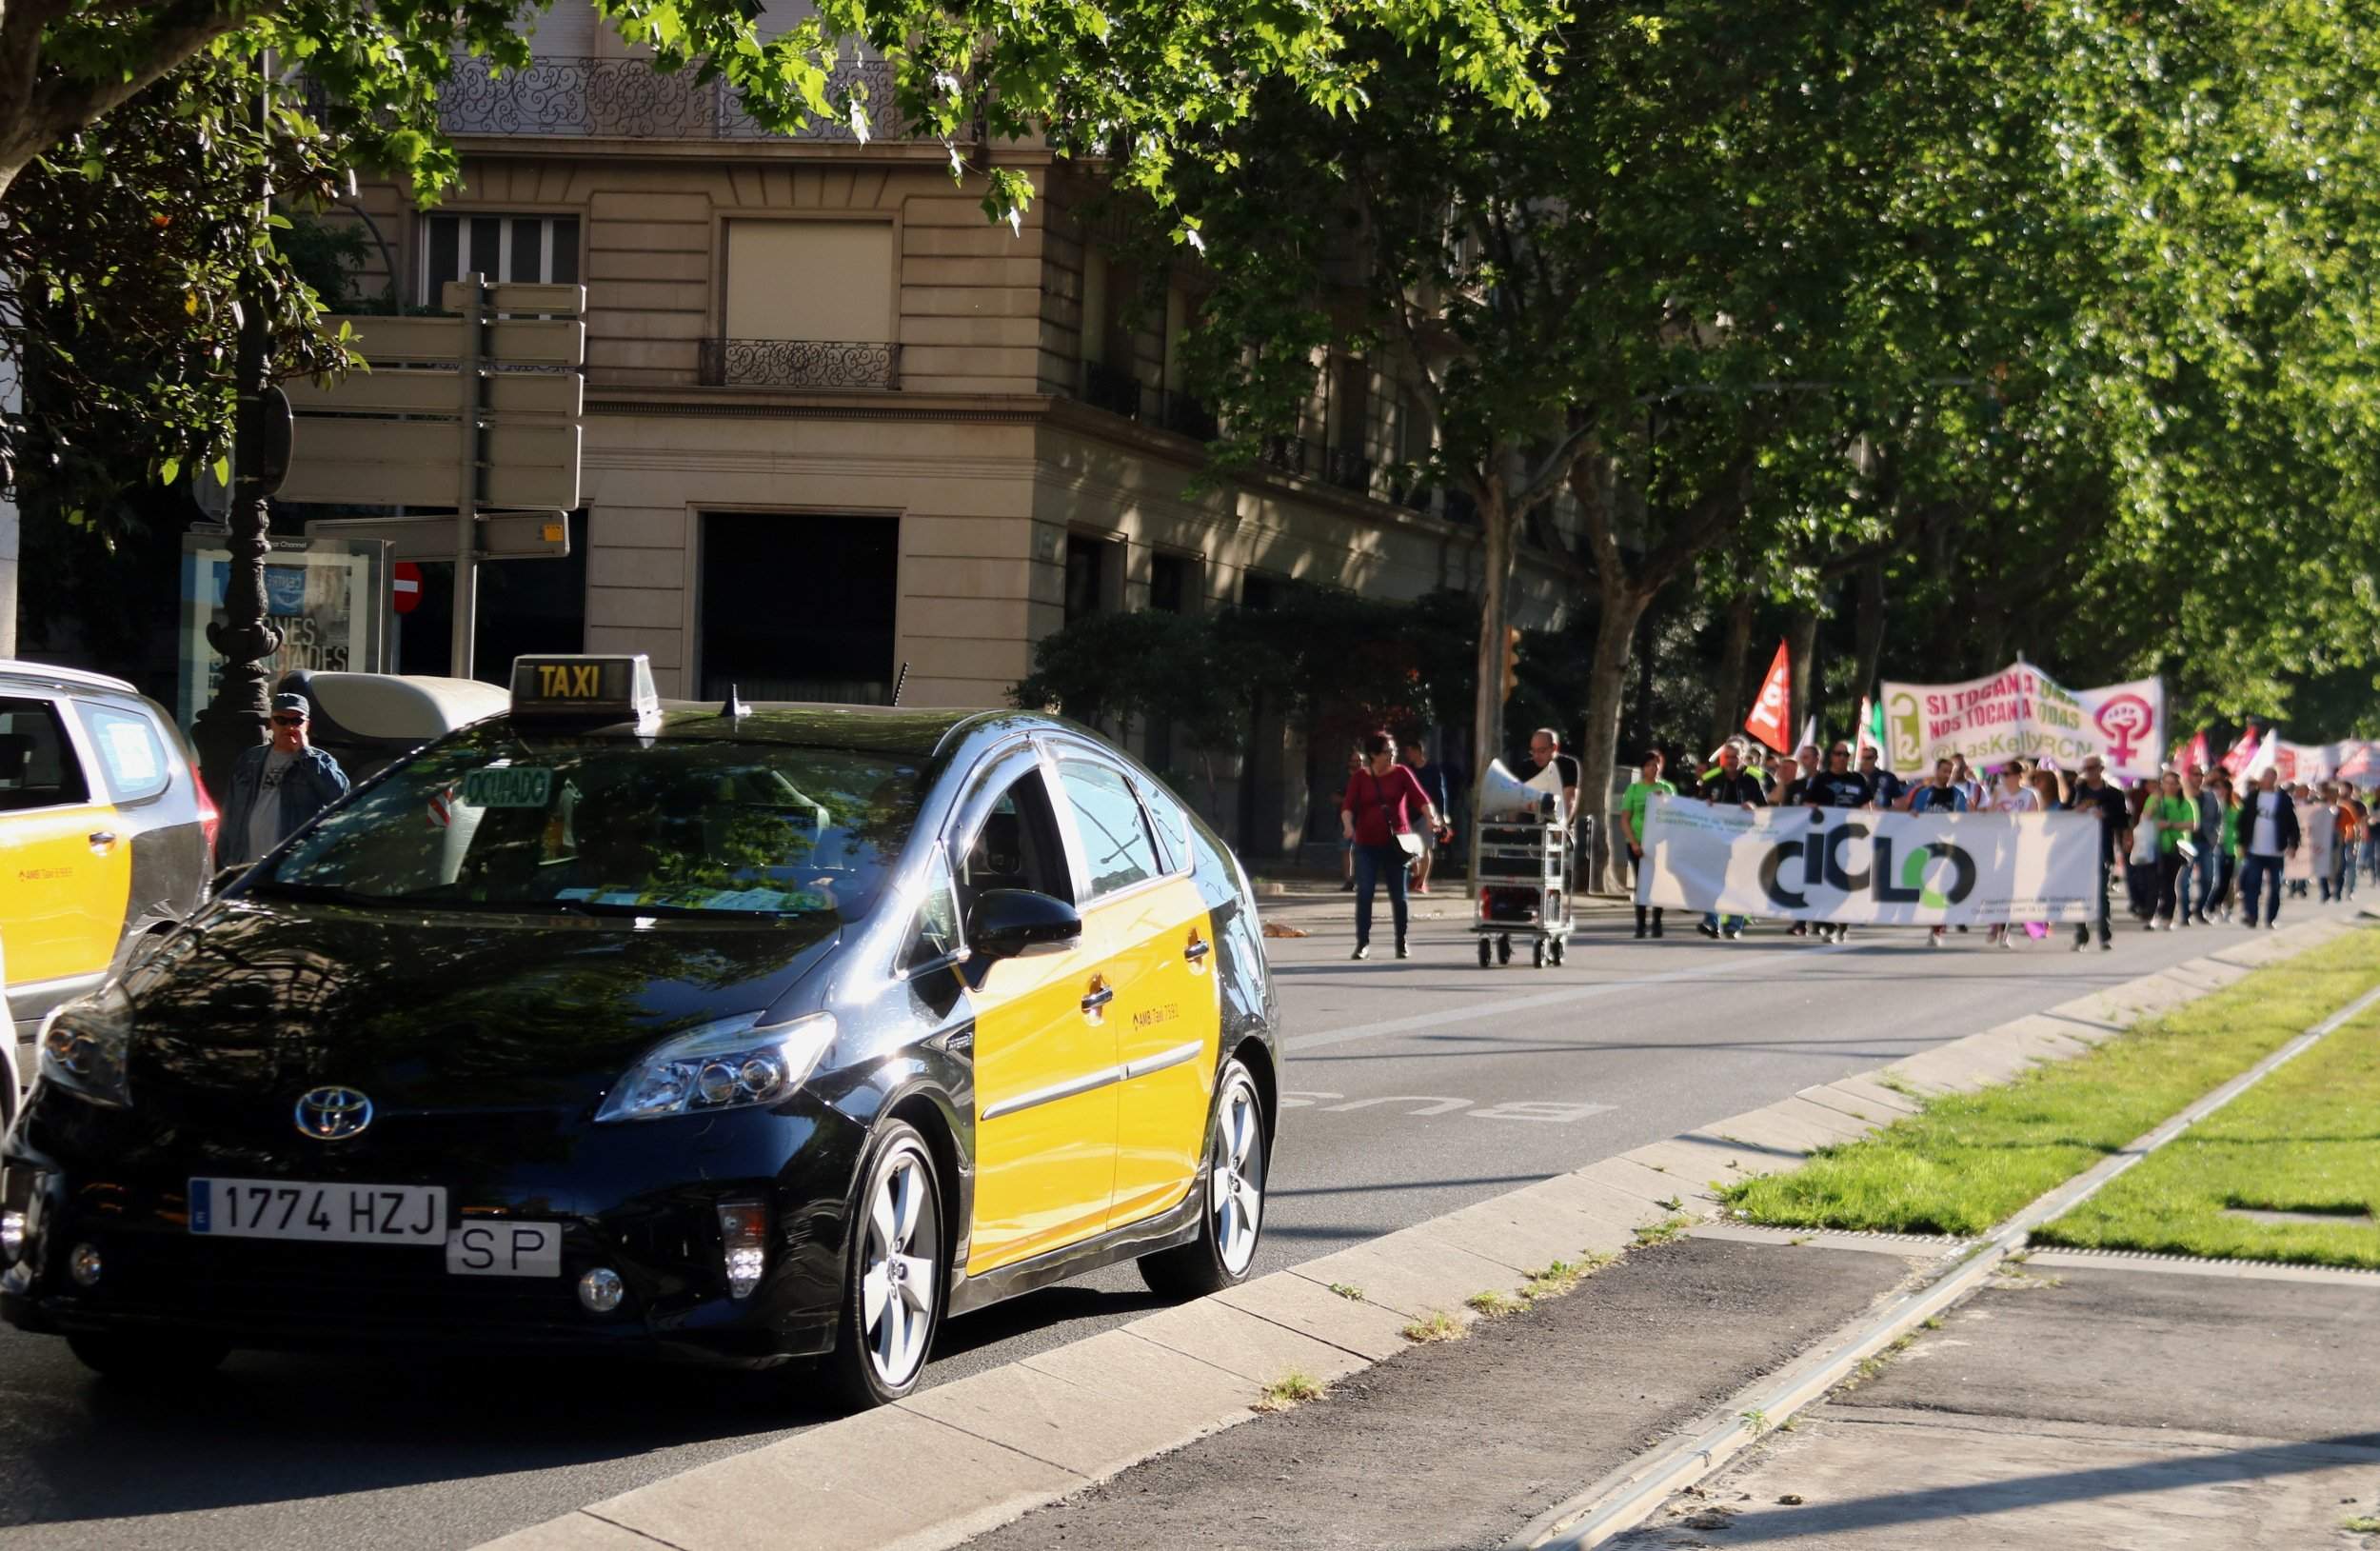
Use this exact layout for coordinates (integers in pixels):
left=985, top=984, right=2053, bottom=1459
left=220, top=692, right=350, bottom=865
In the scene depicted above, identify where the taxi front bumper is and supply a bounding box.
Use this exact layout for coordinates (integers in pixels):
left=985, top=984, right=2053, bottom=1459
left=0, top=1088, right=871, bottom=1368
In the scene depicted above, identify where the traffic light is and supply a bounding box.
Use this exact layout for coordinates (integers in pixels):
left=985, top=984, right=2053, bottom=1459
left=1500, top=626, right=1521, bottom=702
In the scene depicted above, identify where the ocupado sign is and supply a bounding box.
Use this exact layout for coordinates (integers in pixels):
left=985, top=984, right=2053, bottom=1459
left=1882, top=663, right=2165, bottom=780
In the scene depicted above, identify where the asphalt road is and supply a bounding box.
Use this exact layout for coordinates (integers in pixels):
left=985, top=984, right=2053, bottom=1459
left=1, top=895, right=2347, bottom=1551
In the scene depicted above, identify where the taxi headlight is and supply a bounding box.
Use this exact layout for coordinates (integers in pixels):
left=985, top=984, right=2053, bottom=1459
left=35, top=983, right=134, bottom=1110
left=594, top=1013, right=836, bottom=1123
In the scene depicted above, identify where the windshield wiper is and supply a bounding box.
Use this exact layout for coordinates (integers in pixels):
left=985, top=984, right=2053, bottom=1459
left=535, top=898, right=818, bottom=920
left=245, top=880, right=477, bottom=910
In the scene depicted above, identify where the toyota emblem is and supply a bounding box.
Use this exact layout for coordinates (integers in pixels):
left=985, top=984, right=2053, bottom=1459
left=294, top=1086, right=374, bottom=1141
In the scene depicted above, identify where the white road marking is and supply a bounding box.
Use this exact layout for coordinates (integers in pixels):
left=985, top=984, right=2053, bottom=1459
left=1277, top=1090, right=1617, bottom=1123
left=1283, top=940, right=1860, bottom=1055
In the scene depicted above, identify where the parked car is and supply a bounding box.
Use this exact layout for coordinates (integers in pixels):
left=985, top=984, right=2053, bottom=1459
left=0, top=662, right=215, bottom=1072
left=3, top=655, right=1281, bottom=1409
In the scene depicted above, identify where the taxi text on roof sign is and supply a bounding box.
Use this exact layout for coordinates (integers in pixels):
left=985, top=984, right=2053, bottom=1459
left=508, top=654, right=660, bottom=728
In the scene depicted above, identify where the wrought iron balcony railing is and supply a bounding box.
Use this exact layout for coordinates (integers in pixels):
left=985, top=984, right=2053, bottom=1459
left=436, top=55, right=906, bottom=142
left=1321, top=447, right=1374, bottom=494
left=1081, top=360, right=1145, bottom=420
left=698, top=338, right=900, bottom=389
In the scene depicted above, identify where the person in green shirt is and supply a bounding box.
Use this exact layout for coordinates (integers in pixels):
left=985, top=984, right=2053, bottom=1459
left=2147, top=769, right=2197, bottom=929
left=1618, top=750, right=1677, bottom=939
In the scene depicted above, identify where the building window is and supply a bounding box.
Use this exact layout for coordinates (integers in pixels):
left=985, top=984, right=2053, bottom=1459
left=1240, top=571, right=1278, bottom=611
left=424, top=213, right=580, bottom=298
left=699, top=512, right=898, bottom=704
left=1148, top=551, right=1197, bottom=616
left=710, top=220, right=898, bottom=388
left=1063, top=535, right=1110, bottom=625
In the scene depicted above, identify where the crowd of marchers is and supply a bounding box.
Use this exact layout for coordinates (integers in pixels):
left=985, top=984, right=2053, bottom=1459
left=1612, top=739, right=2370, bottom=952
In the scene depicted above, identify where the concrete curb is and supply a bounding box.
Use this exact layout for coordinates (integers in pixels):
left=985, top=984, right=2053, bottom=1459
left=478, top=916, right=2363, bottom=1551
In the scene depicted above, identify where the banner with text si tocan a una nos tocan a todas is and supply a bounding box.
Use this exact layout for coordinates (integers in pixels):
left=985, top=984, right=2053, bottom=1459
left=1636, top=796, right=2101, bottom=925
left=1880, top=664, right=2165, bottom=780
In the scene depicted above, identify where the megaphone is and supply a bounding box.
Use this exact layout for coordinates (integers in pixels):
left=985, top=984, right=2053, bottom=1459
left=1478, top=759, right=1563, bottom=823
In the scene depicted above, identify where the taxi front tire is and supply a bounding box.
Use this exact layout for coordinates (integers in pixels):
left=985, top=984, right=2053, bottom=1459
left=1139, top=1060, right=1267, bottom=1300
left=824, top=1120, right=945, bottom=1411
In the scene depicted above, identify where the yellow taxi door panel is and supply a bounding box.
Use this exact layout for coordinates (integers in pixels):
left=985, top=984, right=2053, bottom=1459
left=0, top=695, right=129, bottom=988
left=1105, top=875, right=1221, bottom=1230
left=966, top=931, right=1121, bottom=1276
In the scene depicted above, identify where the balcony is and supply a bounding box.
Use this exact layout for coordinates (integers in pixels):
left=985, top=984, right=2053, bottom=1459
left=435, top=55, right=909, bottom=142
left=1321, top=447, right=1374, bottom=495
left=1158, top=391, right=1220, bottom=444
left=698, top=338, right=901, bottom=389
left=1081, top=360, right=1145, bottom=421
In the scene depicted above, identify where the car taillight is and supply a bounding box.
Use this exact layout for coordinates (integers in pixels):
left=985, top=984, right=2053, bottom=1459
left=195, top=784, right=222, bottom=870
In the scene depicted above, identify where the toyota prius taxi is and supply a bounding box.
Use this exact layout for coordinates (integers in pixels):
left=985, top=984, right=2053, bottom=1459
left=1, top=656, right=1281, bottom=1408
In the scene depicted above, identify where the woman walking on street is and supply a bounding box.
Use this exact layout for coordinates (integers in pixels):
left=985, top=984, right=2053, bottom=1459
left=1618, top=750, right=1676, bottom=939
left=1339, top=730, right=1442, bottom=961
left=2146, top=769, right=2196, bottom=928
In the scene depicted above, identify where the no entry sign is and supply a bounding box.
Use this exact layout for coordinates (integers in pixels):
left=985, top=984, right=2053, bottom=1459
left=392, top=561, right=423, bottom=615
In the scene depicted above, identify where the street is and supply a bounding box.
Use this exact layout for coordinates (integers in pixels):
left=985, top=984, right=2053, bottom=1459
left=0, top=897, right=2280, bottom=1551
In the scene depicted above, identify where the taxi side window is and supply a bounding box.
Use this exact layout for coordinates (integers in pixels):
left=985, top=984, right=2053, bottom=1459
left=76, top=703, right=172, bottom=805
left=902, top=847, right=962, bottom=972
left=1135, top=776, right=1196, bottom=876
left=1058, top=759, right=1161, bottom=899
left=958, top=768, right=1073, bottom=912
left=0, top=697, right=90, bottom=812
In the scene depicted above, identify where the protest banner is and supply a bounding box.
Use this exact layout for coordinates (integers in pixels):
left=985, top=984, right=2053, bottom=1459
left=1880, top=664, right=2164, bottom=781
left=1636, top=794, right=2100, bottom=925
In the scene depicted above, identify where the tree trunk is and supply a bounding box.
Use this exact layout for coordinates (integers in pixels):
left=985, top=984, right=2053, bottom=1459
left=1465, top=487, right=1517, bottom=899
left=1852, top=559, right=1887, bottom=699
left=1626, top=592, right=1656, bottom=758
left=1578, top=579, right=1650, bottom=895
left=1786, top=608, right=1820, bottom=746
left=1709, top=593, right=1754, bottom=752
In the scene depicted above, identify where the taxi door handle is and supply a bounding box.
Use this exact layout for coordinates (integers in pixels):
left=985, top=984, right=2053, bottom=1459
left=88, top=830, right=117, bottom=852
left=1182, top=938, right=1211, bottom=964
left=1080, top=979, right=1115, bottom=1019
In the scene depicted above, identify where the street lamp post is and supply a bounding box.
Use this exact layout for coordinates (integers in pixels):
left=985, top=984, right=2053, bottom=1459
left=190, top=55, right=285, bottom=802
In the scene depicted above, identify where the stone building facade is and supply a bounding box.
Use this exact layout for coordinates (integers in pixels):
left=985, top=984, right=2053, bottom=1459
left=332, top=4, right=1583, bottom=853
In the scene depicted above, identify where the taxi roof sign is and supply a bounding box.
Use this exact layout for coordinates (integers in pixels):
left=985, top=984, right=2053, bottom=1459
left=509, top=654, right=660, bottom=729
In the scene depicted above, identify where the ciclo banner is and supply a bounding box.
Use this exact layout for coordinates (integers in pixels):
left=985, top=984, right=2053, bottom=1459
left=1880, top=664, right=2165, bottom=780
left=1636, top=795, right=2101, bottom=925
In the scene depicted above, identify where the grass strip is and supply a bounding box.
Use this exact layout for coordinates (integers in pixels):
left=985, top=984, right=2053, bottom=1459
left=1722, top=927, right=2380, bottom=1237
left=2034, top=1001, right=2380, bottom=1269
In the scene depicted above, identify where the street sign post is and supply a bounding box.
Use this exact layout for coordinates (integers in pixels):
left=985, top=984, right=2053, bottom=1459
left=278, top=273, right=585, bottom=677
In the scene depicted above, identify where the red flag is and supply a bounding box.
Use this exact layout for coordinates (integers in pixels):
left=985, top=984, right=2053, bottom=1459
left=1743, top=640, right=1793, bottom=754
left=2184, top=730, right=2211, bottom=773
left=2220, top=728, right=2259, bottom=775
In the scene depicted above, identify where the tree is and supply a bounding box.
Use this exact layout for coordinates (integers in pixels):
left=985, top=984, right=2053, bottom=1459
left=0, top=0, right=1563, bottom=214
left=1159, top=0, right=2098, bottom=886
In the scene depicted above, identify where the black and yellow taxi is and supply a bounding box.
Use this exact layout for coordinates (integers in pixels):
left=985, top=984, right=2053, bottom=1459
left=2, top=661, right=216, bottom=1101
left=1, top=656, right=1279, bottom=1407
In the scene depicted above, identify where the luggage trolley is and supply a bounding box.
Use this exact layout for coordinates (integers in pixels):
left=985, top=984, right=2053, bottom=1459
left=1473, top=795, right=1577, bottom=968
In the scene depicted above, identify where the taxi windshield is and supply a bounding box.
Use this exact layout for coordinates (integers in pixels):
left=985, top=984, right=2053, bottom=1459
left=257, top=728, right=926, bottom=921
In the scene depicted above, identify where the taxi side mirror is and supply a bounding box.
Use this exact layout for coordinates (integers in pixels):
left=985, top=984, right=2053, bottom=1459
left=967, top=889, right=1081, bottom=962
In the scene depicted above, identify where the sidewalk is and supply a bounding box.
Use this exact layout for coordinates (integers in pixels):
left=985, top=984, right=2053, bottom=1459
left=1607, top=1255, right=2380, bottom=1550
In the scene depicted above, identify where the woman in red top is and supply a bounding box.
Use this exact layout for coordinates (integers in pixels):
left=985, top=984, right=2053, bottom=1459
left=1339, top=729, right=1443, bottom=960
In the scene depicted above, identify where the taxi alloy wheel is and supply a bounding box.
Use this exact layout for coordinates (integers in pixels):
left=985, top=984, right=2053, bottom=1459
left=1139, top=1060, right=1267, bottom=1299
left=828, top=1122, right=943, bottom=1409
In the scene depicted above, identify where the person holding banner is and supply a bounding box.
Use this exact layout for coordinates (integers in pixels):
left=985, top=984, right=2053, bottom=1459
left=1983, top=765, right=2041, bottom=948
left=1909, top=760, right=1970, bottom=947
left=2067, top=757, right=2132, bottom=952
left=1697, top=745, right=1766, bottom=940
left=1802, top=745, right=1872, bottom=942
left=2237, top=768, right=2299, bottom=929
left=1856, top=746, right=1904, bottom=808
left=1617, top=751, right=1676, bottom=939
